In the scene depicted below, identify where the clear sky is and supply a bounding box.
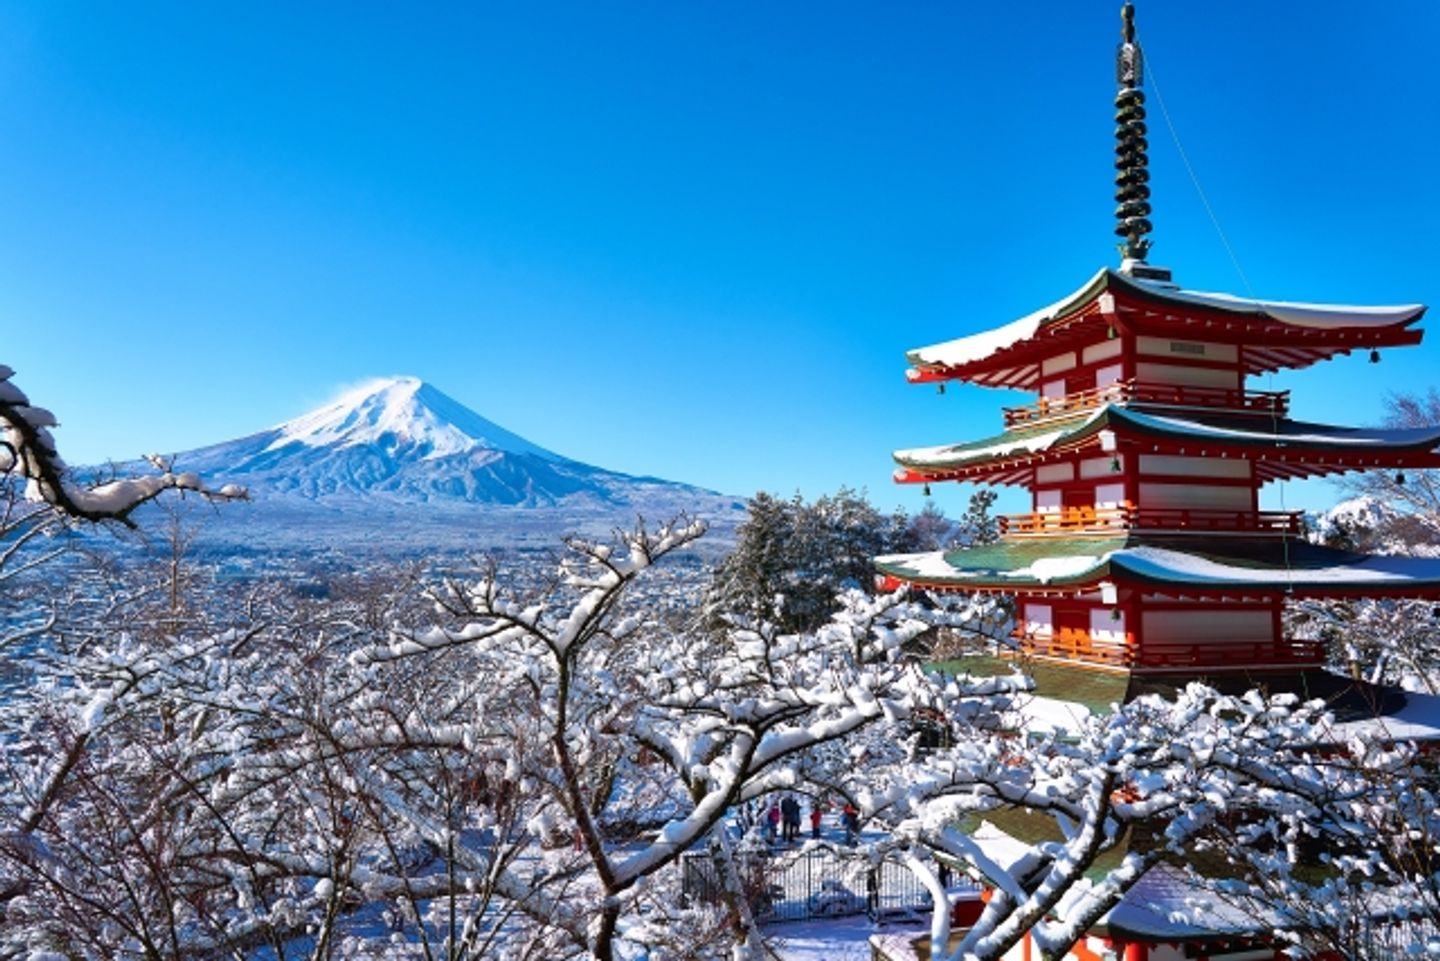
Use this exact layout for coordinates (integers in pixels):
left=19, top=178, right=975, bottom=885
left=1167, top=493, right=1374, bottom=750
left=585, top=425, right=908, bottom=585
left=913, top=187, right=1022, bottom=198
left=3, top=1, right=1437, bottom=518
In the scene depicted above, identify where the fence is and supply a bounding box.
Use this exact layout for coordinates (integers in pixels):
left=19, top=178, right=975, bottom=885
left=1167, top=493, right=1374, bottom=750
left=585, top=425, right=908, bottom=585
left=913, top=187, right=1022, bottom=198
left=681, top=847, right=968, bottom=925
left=1353, top=916, right=1440, bottom=958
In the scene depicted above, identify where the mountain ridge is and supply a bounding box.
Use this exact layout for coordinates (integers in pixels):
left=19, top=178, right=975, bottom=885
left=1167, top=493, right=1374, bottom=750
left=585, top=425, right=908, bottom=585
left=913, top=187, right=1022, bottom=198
left=120, top=376, right=742, bottom=552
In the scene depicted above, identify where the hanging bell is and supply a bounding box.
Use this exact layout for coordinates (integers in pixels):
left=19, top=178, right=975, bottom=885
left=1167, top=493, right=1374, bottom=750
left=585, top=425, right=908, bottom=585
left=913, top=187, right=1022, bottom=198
left=1396, top=471, right=1406, bottom=486
left=1371, top=349, right=1381, bottom=364
left=922, top=483, right=932, bottom=497
left=936, top=383, right=945, bottom=395
left=1110, top=454, right=1122, bottom=473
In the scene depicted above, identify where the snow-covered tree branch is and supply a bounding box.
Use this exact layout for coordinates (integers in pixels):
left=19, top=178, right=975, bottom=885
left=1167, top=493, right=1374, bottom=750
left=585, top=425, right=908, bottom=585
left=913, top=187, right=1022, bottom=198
left=0, top=365, right=245, bottom=528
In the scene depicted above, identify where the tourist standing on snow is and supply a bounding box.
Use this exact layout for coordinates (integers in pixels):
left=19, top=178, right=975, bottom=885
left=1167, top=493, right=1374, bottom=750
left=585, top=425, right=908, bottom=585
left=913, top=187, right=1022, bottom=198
left=779, top=795, right=799, bottom=842
left=809, top=802, right=823, bottom=839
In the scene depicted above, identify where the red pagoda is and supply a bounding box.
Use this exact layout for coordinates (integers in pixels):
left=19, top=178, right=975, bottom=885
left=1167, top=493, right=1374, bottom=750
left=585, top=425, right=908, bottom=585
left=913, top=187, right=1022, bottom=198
left=868, top=6, right=1440, bottom=958
left=874, top=9, right=1440, bottom=682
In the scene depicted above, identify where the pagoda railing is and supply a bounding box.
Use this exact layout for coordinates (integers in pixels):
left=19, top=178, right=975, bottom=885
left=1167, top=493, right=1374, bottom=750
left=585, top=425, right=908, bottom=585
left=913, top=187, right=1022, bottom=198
left=1131, top=637, right=1326, bottom=671
left=998, top=505, right=1303, bottom=537
left=1002, top=380, right=1289, bottom=429
left=1019, top=628, right=1127, bottom=666
left=1017, top=630, right=1325, bottom=671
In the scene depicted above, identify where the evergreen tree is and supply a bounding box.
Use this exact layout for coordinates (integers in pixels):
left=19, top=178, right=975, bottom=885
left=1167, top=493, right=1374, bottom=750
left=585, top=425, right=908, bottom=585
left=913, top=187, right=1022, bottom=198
left=952, top=489, right=999, bottom=547
left=903, top=501, right=952, bottom=551
left=706, top=487, right=922, bottom=633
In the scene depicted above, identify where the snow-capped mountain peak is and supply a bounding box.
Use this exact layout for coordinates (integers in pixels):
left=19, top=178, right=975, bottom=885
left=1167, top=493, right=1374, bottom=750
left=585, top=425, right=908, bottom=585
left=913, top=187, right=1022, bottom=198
left=267, top=376, right=560, bottom=462
left=119, top=375, right=741, bottom=552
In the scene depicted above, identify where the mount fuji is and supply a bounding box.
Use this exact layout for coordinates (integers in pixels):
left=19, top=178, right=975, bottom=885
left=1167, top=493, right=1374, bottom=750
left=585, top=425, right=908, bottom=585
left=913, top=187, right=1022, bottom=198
left=129, top=377, right=743, bottom=554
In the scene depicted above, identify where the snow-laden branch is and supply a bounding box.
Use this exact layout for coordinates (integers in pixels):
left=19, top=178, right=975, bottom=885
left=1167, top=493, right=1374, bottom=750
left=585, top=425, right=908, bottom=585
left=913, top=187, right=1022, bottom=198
left=0, top=365, right=245, bottom=527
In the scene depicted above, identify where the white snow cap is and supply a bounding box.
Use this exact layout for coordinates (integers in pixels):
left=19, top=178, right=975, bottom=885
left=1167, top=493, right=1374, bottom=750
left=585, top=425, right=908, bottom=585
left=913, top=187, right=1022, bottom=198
left=268, top=376, right=561, bottom=461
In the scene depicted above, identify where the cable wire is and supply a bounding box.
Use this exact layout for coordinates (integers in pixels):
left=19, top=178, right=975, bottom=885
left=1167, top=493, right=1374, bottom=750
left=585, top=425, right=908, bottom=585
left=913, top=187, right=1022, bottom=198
left=1146, top=58, right=1257, bottom=300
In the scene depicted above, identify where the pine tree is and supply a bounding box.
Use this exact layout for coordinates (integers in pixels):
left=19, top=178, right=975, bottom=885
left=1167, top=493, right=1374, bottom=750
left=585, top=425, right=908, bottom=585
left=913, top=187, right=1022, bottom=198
left=706, top=488, right=922, bottom=633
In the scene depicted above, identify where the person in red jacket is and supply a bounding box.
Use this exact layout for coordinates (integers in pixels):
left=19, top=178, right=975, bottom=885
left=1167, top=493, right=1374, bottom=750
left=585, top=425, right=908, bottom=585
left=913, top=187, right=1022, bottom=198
left=841, top=802, right=860, bottom=845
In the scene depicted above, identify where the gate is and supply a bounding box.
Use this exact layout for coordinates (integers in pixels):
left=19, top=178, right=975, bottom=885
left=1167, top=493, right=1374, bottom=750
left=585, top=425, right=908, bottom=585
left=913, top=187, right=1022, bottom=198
left=681, top=847, right=966, bottom=925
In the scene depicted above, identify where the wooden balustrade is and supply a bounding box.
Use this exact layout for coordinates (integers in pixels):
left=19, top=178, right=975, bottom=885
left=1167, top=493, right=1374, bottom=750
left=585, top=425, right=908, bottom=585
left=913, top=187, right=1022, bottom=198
left=1021, top=628, right=1127, bottom=666
left=1131, top=638, right=1326, bottom=670
left=998, top=505, right=1302, bottom=537
left=1002, top=380, right=1289, bottom=428
left=1016, top=631, right=1325, bottom=670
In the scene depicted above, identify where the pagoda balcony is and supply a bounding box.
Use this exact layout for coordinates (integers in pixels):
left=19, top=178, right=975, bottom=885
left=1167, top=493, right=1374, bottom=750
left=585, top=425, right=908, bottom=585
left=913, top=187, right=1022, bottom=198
left=1001, top=380, right=1290, bottom=429
left=998, top=505, right=1303, bottom=537
left=1017, top=629, right=1325, bottom=671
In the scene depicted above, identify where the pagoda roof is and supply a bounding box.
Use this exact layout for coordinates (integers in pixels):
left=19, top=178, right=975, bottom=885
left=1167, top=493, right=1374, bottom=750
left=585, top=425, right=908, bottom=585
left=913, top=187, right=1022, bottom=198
left=906, top=268, right=1427, bottom=387
left=941, top=652, right=1413, bottom=726
left=874, top=536, right=1440, bottom=599
left=893, top=404, right=1440, bottom=485
left=1102, top=863, right=1271, bottom=942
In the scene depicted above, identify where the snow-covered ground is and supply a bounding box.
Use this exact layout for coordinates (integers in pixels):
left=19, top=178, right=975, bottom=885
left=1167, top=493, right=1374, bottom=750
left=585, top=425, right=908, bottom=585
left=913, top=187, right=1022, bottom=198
left=769, top=913, right=907, bottom=961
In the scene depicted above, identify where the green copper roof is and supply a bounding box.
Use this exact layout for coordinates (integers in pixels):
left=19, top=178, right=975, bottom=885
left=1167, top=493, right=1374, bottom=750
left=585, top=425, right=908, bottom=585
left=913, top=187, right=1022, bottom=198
left=894, top=404, right=1440, bottom=474
left=936, top=653, right=1132, bottom=716
left=877, top=537, right=1128, bottom=589
left=877, top=536, right=1440, bottom=598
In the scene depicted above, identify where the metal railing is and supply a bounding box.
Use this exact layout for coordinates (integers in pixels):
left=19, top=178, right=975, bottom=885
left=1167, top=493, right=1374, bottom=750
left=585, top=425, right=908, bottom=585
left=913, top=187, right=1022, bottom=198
left=681, top=847, right=966, bottom=925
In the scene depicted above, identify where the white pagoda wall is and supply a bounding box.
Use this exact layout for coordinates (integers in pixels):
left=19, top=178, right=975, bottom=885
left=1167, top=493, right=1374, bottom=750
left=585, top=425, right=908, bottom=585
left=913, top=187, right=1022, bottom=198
left=1137, top=455, right=1250, bottom=479
left=1135, top=454, right=1254, bottom=512
left=1137, top=482, right=1252, bottom=511
left=992, top=932, right=1283, bottom=960
left=1134, top=336, right=1240, bottom=386
left=1141, top=609, right=1275, bottom=647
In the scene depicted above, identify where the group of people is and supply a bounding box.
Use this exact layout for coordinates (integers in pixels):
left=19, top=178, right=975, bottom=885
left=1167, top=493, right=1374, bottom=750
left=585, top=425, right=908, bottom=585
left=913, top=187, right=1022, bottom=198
left=753, top=795, right=863, bottom=845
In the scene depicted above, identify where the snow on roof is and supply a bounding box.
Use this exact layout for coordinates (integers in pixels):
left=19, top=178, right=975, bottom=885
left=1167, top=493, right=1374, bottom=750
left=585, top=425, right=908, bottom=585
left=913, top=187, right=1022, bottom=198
left=875, top=541, right=1115, bottom=588
left=1123, top=407, right=1440, bottom=449
left=1026, top=555, right=1104, bottom=583
left=906, top=268, right=1424, bottom=373
left=1115, top=545, right=1440, bottom=587
left=874, top=550, right=993, bottom=582
left=1104, top=863, right=1269, bottom=939
left=892, top=421, right=1081, bottom=469
left=893, top=405, right=1440, bottom=475
left=878, top=548, right=1107, bottom=587
left=1011, top=693, right=1094, bottom=736
left=906, top=270, right=1107, bottom=369
left=877, top=540, right=1440, bottom=593
left=1324, top=688, right=1440, bottom=742
left=1138, top=279, right=1426, bottom=330
left=967, top=819, right=1037, bottom=876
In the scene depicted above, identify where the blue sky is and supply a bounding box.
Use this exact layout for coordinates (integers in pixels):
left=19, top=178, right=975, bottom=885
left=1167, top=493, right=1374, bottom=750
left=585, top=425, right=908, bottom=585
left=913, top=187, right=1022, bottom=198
left=3, top=1, right=1437, bottom=517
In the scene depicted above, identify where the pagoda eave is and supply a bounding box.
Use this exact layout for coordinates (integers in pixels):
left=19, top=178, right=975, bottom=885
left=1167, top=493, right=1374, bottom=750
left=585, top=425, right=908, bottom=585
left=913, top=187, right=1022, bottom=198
left=906, top=304, right=1109, bottom=389
left=875, top=540, right=1440, bottom=601
left=905, top=268, right=1427, bottom=389
left=893, top=406, right=1440, bottom=486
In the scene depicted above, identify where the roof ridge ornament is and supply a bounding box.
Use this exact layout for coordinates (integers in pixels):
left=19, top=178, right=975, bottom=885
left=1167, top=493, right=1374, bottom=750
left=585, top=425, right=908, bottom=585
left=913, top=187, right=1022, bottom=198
left=1115, top=2, right=1155, bottom=268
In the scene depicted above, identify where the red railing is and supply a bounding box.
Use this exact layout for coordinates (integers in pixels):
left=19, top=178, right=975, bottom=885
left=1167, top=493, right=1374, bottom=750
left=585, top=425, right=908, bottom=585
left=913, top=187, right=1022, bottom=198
left=1020, top=628, right=1127, bottom=666
left=1002, top=380, right=1289, bottom=429
left=998, top=505, right=1302, bottom=537
left=1131, top=638, right=1325, bottom=670
left=1016, top=631, right=1325, bottom=670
